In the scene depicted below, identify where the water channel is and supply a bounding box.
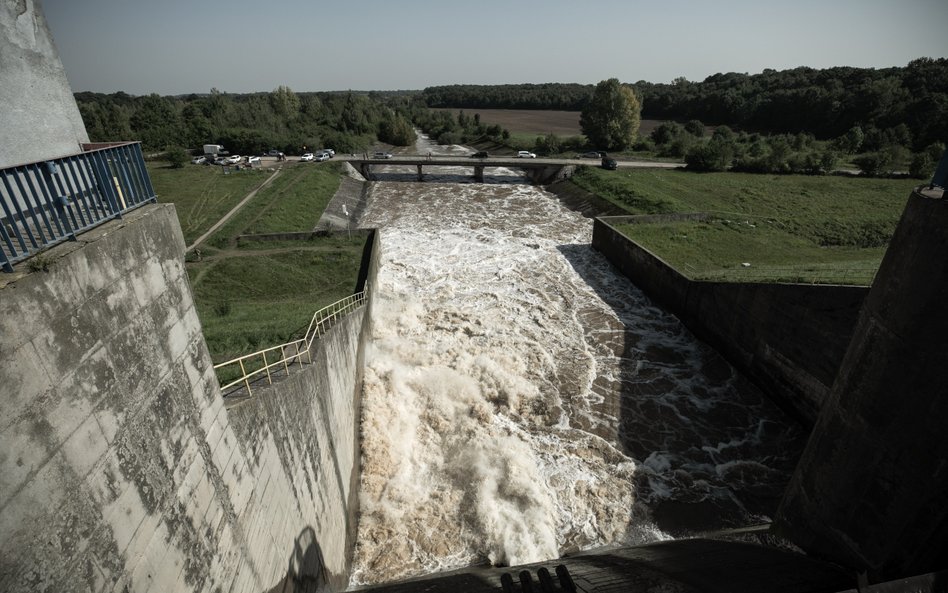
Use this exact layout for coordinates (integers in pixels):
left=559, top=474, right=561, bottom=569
left=348, top=137, right=805, bottom=586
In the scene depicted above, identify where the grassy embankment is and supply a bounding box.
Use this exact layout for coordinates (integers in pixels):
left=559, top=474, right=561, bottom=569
left=570, top=167, right=919, bottom=284
left=149, top=161, right=365, bottom=364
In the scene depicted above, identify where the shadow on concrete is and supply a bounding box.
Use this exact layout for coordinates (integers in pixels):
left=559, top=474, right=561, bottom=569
left=555, top=242, right=807, bottom=538
left=266, top=527, right=329, bottom=593
left=354, top=538, right=854, bottom=593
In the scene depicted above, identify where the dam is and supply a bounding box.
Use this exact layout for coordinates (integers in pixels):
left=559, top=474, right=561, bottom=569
left=2, top=4, right=948, bottom=588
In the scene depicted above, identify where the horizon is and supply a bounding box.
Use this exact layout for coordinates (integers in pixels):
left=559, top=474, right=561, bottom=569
left=67, top=58, right=944, bottom=98
left=41, top=0, right=948, bottom=97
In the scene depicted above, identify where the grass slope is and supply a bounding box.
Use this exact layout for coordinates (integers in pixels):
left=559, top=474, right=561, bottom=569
left=147, top=162, right=269, bottom=245
left=571, top=167, right=918, bottom=284
left=157, top=160, right=362, bottom=364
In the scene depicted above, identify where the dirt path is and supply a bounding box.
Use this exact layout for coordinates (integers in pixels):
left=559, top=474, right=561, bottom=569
left=186, top=168, right=282, bottom=252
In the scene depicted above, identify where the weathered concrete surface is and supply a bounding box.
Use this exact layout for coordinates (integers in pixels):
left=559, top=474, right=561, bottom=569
left=0, top=204, right=372, bottom=592
left=592, top=215, right=867, bottom=425
left=0, top=0, right=89, bottom=168
left=776, top=190, right=948, bottom=580
left=353, top=537, right=854, bottom=593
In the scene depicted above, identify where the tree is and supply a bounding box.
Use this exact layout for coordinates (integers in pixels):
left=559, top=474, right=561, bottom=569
left=580, top=78, right=641, bottom=151
left=164, top=145, right=188, bottom=169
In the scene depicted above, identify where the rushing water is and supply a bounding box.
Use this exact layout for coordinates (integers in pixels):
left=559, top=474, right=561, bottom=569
left=348, top=138, right=804, bottom=586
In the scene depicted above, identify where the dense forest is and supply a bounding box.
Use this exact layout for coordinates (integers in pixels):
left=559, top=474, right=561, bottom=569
left=75, top=87, right=419, bottom=155
left=423, top=58, right=948, bottom=149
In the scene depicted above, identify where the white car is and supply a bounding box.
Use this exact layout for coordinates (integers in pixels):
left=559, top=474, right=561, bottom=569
left=246, top=156, right=261, bottom=164
left=373, top=152, right=393, bottom=159
left=300, top=153, right=315, bottom=162
left=191, top=156, right=207, bottom=165
left=225, top=155, right=241, bottom=164
left=517, top=151, right=537, bottom=158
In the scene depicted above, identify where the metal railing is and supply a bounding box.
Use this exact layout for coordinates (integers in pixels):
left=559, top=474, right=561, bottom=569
left=1, top=142, right=157, bottom=272
left=213, top=290, right=367, bottom=397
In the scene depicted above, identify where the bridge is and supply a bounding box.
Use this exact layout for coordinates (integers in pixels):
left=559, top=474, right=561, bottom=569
left=341, top=154, right=679, bottom=183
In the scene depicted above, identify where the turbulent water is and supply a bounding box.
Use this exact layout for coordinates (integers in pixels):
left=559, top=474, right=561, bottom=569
left=348, top=139, right=804, bottom=586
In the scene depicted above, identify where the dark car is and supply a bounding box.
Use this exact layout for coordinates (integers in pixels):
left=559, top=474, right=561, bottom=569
left=470, top=151, right=489, bottom=158
left=601, top=157, right=618, bottom=170
left=579, top=151, right=603, bottom=159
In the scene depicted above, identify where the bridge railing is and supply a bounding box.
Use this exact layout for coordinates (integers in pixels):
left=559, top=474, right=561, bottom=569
left=1, top=142, right=157, bottom=272
left=213, top=289, right=368, bottom=397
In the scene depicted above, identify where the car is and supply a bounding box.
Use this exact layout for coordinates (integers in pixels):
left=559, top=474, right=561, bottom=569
left=214, top=157, right=228, bottom=165
left=225, top=155, right=241, bottom=164
left=373, top=152, right=393, bottom=159
left=300, top=153, right=315, bottom=162
left=470, top=151, right=489, bottom=158
left=266, top=149, right=281, bottom=157
left=246, top=155, right=261, bottom=165
left=579, top=151, right=604, bottom=159
left=601, top=157, right=618, bottom=170
left=321, top=148, right=335, bottom=157
left=315, top=152, right=330, bottom=162
left=191, top=156, right=207, bottom=165
left=517, top=151, right=537, bottom=159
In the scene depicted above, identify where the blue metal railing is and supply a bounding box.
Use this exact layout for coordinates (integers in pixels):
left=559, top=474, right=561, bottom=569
left=0, top=142, right=157, bottom=272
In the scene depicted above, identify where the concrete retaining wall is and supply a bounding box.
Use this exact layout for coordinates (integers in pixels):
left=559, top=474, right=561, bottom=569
left=0, top=0, right=89, bottom=168
left=592, top=216, right=867, bottom=425
left=0, top=204, right=373, bottom=592
left=776, top=190, right=948, bottom=579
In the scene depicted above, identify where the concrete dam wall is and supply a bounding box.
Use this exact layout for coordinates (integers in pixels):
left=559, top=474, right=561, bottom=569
left=0, top=204, right=373, bottom=593
left=592, top=215, right=867, bottom=425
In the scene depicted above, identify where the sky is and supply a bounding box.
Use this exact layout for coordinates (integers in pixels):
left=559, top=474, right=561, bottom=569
left=41, top=0, right=948, bottom=96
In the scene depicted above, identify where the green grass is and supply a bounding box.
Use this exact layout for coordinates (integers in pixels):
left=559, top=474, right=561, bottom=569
left=572, top=167, right=919, bottom=284
left=148, top=162, right=270, bottom=245
left=170, top=159, right=364, bottom=369
left=206, top=162, right=342, bottom=247
left=188, top=238, right=366, bottom=363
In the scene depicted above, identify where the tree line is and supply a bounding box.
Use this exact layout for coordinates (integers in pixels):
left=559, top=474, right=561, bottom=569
left=422, top=58, right=948, bottom=150
left=75, top=87, right=419, bottom=156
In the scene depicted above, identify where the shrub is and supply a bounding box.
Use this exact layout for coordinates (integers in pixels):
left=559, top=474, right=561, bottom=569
left=684, top=140, right=734, bottom=172
left=164, top=145, right=188, bottom=168
left=909, top=153, right=935, bottom=179
left=684, top=120, right=705, bottom=137
left=854, top=152, right=892, bottom=177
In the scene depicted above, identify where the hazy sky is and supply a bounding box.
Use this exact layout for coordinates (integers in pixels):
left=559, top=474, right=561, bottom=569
left=42, top=0, right=948, bottom=96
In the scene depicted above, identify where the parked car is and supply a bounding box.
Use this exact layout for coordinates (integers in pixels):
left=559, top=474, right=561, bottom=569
left=470, top=151, right=489, bottom=158
left=191, top=156, right=207, bottom=165
left=214, top=157, right=228, bottom=165
left=300, top=153, right=315, bottom=162
left=373, top=151, right=393, bottom=159
left=579, top=151, right=604, bottom=159
left=321, top=148, right=335, bottom=157
left=601, top=157, right=618, bottom=170
left=246, top=155, right=261, bottom=165
left=517, top=151, right=537, bottom=158
left=315, top=152, right=330, bottom=162
left=225, top=155, right=242, bottom=164
left=266, top=149, right=281, bottom=157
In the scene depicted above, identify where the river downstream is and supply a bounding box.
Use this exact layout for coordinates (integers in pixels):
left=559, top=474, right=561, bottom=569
left=348, top=141, right=804, bottom=586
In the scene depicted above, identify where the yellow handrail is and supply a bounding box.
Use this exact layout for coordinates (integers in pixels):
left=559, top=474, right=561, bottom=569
left=214, top=289, right=367, bottom=396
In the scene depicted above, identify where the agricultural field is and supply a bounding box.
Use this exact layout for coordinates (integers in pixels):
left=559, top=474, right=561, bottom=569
left=572, top=167, right=920, bottom=284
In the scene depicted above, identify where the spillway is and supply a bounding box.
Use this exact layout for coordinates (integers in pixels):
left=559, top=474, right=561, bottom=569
left=349, top=144, right=804, bottom=587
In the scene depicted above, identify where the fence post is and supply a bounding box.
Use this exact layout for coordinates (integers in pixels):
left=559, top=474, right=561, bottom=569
left=239, top=359, right=252, bottom=397
left=263, top=351, right=272, bottom=385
